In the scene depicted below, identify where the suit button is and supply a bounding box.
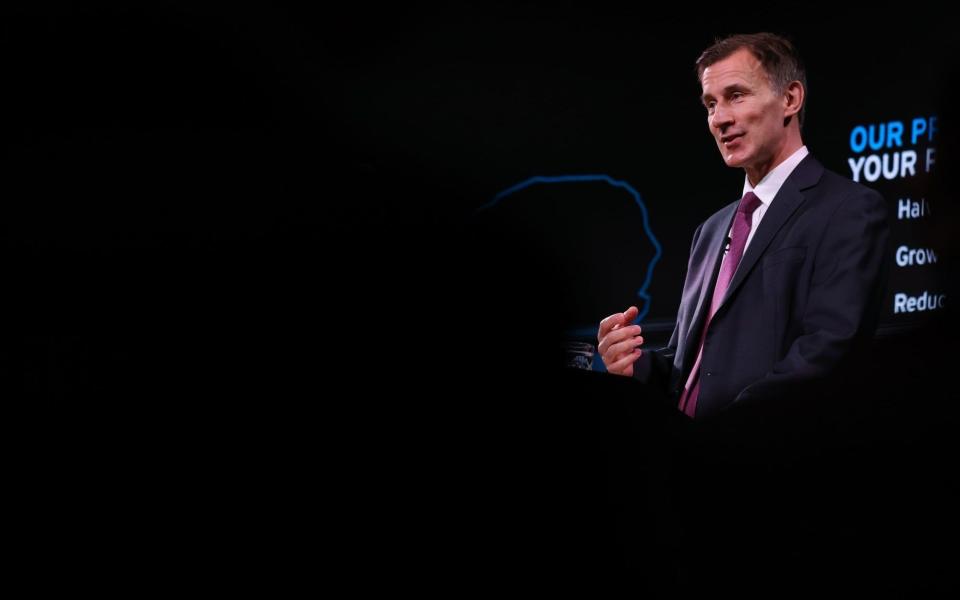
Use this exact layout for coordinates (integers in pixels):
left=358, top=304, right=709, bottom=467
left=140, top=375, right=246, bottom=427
left=706, top=372, right=712, bottom=377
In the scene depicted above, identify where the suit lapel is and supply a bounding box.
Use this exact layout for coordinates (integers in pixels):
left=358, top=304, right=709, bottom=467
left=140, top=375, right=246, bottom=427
left=683, top=204, right=737, bottom=357
left=714, top=155, right=825, bottom=315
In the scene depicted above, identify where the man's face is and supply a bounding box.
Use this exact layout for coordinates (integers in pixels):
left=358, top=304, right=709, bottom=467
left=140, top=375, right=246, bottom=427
left=700, top=48, right=788, bottom=175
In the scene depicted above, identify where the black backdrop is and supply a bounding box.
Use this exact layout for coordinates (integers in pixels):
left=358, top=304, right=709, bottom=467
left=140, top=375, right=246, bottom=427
left=3, top=3, right=956, bottom=381
left=5, top=2, right=959, bottom=594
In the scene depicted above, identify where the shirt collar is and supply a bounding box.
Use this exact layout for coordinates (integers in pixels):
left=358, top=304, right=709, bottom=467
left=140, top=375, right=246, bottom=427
left=742, top=145, right=809, bottom=207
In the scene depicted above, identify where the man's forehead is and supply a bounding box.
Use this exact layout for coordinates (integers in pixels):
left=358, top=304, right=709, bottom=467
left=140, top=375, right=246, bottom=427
left=701, top=51, right=765, bottom=91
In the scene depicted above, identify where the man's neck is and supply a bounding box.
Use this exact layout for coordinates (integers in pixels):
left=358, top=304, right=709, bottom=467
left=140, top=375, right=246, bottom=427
left=746, top=136, right=804, bottom=187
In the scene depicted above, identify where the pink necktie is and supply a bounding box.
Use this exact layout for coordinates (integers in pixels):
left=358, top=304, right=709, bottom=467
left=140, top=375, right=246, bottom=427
left=678, top=192, right=763, bottom=418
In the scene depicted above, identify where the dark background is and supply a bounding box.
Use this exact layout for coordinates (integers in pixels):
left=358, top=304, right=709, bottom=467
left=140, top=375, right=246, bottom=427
left=3, top=2, right=954, bottom=390
left=5, top=2, right=958, bottom=594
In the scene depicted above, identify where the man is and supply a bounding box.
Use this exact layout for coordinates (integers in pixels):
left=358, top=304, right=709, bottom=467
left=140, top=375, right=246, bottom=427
left=597, top=33, right=890, bottom=421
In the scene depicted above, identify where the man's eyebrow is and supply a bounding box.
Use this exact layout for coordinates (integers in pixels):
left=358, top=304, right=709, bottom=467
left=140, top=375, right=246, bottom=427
left=700, top=84, right=749, bottom=104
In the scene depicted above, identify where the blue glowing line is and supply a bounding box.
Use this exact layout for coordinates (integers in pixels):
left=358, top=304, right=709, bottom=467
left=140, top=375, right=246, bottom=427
left=481, top=174, right=662, bottom=330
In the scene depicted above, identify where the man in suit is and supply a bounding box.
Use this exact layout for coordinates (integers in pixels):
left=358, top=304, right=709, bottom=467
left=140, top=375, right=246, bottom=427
left=597, top=33, right=890, bottom=422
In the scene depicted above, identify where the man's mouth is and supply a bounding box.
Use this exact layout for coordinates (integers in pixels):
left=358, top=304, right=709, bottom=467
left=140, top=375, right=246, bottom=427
left=721, top=133, right=744, bottom=145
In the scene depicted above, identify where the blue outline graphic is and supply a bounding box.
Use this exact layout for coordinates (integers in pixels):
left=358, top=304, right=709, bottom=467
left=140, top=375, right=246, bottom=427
left=480, top=174, right=662, bottom=336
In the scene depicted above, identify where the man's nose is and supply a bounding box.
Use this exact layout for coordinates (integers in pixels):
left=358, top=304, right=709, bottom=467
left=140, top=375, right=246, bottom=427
left=710, top=103, right=734, bottom=131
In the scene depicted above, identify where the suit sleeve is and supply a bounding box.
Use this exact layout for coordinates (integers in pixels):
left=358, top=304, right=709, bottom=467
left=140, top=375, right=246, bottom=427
left=631, top=222, right=704, bottom=391
left=733, top=186, right=891, bottom=407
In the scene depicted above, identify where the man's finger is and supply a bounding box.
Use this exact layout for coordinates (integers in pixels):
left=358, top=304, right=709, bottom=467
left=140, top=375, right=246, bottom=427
left=608, top=306, right=640, bottom=334
left=599, top=306, right=640, bottom=342
left=607, top=335, right=644, bottom=360
left=597, top=325, right=641, bottom=356
left=598, top=312, right=626, bottom=341
left=608, top=347, right=642, bottom=373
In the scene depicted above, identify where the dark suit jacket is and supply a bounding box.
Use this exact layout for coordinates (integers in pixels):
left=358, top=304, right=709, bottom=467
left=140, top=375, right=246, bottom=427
left=636, top=154, right=891, bottom=421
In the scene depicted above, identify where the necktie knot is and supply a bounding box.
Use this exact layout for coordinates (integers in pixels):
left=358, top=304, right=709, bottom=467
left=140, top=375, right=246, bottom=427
left=738, top=191, right=762, bottom=215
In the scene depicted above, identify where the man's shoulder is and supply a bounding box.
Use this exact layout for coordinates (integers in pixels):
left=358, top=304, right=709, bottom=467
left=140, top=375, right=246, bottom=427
left=820, top=167, right=878, bottom=193
left=808, top=158, right=884, bottom=204
left=801, top=161, right=889, bottom=234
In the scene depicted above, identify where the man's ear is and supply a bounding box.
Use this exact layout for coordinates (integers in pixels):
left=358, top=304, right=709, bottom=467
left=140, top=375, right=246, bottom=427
left=783, top=80, right=804, bottom=119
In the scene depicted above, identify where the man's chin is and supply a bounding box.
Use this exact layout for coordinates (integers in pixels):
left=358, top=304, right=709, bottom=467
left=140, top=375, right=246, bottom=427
left=722, top=155, right=745, bottom=168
